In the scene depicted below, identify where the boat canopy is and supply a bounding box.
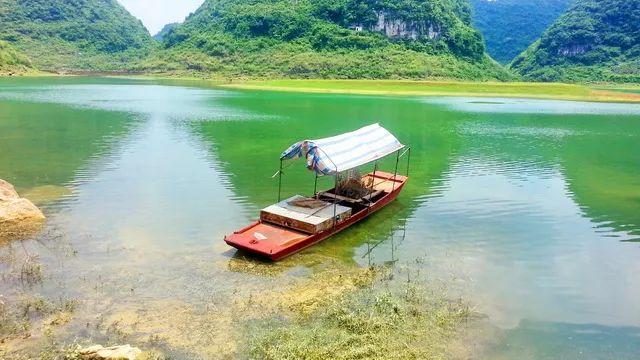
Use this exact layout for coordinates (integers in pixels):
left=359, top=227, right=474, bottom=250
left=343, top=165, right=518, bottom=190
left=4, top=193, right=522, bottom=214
left=280, top=123, right=405, bottom=175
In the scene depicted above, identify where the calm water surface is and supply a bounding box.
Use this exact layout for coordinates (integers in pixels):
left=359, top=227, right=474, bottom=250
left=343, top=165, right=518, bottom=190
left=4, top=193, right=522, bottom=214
left=1, top=77, right=639, bottom=358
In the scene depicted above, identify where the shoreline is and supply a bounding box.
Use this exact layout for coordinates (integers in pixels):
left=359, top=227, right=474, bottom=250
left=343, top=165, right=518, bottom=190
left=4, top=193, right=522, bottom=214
left=216, top=79, right=640, bottom=104
left=137, top=76, right=640, bottom=103
left=2, top=73, right=640, bottom=103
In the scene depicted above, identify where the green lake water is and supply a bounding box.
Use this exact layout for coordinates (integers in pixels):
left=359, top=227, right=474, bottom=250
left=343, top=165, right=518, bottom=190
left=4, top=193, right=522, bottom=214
left=1, top=77, right=639, bottom=358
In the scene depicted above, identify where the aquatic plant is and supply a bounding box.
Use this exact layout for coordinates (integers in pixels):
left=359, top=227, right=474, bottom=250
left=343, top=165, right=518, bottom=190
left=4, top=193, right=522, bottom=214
left=0, top=294, right=77, bottom=343
left=246, top=265, right=476, bottom=359
left=19, top=253, right=43, bottom=286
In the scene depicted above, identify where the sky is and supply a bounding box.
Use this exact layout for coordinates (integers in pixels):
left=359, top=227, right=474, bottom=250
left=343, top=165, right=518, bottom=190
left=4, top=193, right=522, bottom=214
left=118, top=0, right=204, bottom=35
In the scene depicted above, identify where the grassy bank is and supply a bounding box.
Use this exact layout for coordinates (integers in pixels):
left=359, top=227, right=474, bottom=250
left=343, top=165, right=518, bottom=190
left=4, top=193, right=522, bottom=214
left=219, top=79, right=640, bottom=103
left=3, top=74, right=640, bottom=103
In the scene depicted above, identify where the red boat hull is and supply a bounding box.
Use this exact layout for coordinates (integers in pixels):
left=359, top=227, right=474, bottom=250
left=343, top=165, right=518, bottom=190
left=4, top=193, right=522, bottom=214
left=225, top=172, right=407, bottom=261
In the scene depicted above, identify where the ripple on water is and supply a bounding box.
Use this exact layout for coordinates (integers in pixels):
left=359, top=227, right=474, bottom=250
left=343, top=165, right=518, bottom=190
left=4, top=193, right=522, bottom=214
left=459, top=122, right=581, bottom=138
left=0, top=83, right=262, bottom=121
left=425, top=97, right=640, bottom=115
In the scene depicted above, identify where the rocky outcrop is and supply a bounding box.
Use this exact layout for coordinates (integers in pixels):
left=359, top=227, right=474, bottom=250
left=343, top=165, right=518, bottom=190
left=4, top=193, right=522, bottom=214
left=78, top=344, right=142, bottom=360
left=0, top=179, right=45, bottom=240
left=369, top=12, right=442, bottom=40
left=558, top=44, right=589, bottom=56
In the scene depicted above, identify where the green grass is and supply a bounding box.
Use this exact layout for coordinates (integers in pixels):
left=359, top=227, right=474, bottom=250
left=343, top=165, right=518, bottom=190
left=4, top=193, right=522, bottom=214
left=219, top=78, right=640, bottom=102
left=595, top=84, right=640, bottom=93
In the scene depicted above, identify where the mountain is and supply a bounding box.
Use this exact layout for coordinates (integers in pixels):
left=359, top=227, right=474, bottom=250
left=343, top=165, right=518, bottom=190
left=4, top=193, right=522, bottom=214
left=142, top=0, right=512, bottom=80
left=511, top=0, right=640, bottom=82
left=0, top=41, right=32, bottom=75
left=154, top=23, right=180, bottom=41
left=0, top=0, right=154, bottom=71
left=469, top=0, right=573, bottom=64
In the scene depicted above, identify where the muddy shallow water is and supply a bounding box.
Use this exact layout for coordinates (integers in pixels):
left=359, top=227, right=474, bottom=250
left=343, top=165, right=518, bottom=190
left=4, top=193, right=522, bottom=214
left=1, top=77, right=639, bottom=359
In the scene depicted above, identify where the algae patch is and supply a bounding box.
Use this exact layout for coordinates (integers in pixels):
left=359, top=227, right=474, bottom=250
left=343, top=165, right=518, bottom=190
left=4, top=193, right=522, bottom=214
left=250, top=266, right=379, bottom=316
left=245, top=266, right=480, bottom=360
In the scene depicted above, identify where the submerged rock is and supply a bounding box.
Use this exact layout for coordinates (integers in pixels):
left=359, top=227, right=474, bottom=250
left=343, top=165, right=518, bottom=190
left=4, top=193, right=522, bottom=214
left=21, top=184, right=71, bottom=204
left=0, top=179, right=45, bottom=240
left=78, top=344, right=142, bottom=360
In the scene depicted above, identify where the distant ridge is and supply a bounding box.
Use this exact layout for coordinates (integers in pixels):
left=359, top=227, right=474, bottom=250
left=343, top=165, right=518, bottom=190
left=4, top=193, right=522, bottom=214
left=511, top=0, right=640, bottom=82
left=0, top=0, right=154, bottom=71
left=469, top=0, right=573, bottom=64
left=154, top=23, right=180, bottom=42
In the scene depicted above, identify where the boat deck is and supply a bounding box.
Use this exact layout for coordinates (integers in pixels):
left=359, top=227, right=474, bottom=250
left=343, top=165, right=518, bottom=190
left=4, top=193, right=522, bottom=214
left=261, top=195, right=352, bottom=234
left=225, top=171, right=407, bottom=260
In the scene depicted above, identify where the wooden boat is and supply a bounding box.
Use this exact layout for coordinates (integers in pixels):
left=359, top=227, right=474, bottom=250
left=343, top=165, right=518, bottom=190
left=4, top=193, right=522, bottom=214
left=224, top=124, right=410, bottom=261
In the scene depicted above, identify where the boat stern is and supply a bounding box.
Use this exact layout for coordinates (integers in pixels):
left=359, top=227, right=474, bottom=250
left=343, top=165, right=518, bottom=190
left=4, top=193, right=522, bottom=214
left=224, top=221, right=309, bottom=261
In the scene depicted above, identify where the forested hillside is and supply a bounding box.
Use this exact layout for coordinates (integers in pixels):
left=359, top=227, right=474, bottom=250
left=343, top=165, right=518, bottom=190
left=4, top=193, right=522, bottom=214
left=141, top=0, right=512, bottom=80
left=0, top=0, right=154, bottom=71
left=469, top=0, right=572, bottom=64
left=154, top=23, right=180, bottom=41
left=0, top=40, right=32, bottom=75
left=511, top=0, right=640, bottom=82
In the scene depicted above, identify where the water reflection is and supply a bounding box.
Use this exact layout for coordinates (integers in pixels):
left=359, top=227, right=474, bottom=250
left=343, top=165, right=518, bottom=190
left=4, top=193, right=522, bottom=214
left=50, top=116, right=248, bottom=253
left=0, top=78, right=639, bottom=358
left=0, top=100, right=136, bottom=195
left=0, top=77, right=241, bottom=120
left=384, top=159, right=640, bottom=327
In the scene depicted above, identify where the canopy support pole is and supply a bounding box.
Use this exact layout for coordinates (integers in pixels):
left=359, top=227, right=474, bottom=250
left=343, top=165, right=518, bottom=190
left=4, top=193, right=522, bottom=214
left=392, top=149, right=400, bottom=193
left=314, top=147, right=341, bottom=230
left=406, top=147, right=411, bottom=176
left=313, top=172, right=319, bottom=197
left=368, top=161, right=378, bottom=209
left=277, top=158, right=283, bottom=202
left=333, top=174, right=338, bottom=230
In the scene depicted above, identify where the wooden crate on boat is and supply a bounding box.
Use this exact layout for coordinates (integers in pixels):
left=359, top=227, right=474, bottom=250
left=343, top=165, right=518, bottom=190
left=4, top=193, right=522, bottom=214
left=260, top=195, right=352, bottom=234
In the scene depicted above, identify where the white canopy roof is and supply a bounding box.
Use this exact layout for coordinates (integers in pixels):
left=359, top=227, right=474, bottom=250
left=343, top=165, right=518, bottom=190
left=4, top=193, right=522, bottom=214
left=280, top=123, right=405, bottom=175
